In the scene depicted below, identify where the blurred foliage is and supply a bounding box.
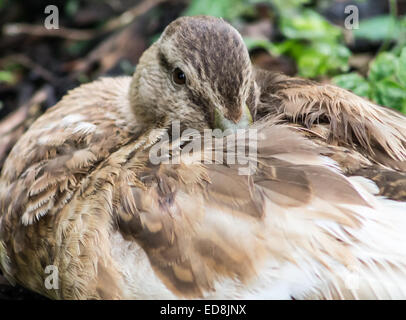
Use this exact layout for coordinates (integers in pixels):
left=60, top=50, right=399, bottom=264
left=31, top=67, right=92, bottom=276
left=333, top=47, right=406, bottom=113
left=0, top=63, right=21, bottom=86
left=1, top=0, right=405, bottom=114
left=65, top=0, right=80, bottom=17
left=184, top=0, right=351, bottom=78
left=183, top=0, right=406, bottom=113
left=272, top=9, right=351, bottom=78
left=0, top=0, right=7, bottom=10
left=183, top=0, right=251, bottom=20
left=354, top=15, right=406, bottom=41
left=0, top=71, right=15, bottom=85
left=332, top=0, right=406, bottom=113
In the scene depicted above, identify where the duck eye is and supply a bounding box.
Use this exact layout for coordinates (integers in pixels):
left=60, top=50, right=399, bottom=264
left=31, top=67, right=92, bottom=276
left=172, top=68, right=186, bottom=85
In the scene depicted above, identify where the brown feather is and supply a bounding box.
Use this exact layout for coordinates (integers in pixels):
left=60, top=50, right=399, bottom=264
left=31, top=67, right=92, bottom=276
left=1, top=16, right=406, bottom=300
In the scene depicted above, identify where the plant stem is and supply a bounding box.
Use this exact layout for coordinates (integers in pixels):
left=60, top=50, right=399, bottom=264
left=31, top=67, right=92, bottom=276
left=378, top=0, right=398, bottom=53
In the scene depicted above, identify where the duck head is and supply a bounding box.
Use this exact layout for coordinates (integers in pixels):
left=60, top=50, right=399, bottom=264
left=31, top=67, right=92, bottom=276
left=129, top=16, right=257, bottom=132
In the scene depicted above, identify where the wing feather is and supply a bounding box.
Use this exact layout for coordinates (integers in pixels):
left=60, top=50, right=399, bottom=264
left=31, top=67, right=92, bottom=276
left=255, top=69, right=406, bottom=170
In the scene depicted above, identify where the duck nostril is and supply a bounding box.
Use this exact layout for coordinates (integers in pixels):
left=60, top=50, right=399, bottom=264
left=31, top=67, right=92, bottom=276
left=229, top=105, right=252, bottom=124
left=224, top=112, right=242, bottom=124
left=214, top=105, right=253, bottom=131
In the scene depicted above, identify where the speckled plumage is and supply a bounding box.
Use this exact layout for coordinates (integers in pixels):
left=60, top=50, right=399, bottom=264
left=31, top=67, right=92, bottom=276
left=1, top=16, right=406, bottom=300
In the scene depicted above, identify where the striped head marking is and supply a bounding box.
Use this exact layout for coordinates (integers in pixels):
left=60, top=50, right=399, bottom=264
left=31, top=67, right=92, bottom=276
left=131, top=16, right=256, bottom=131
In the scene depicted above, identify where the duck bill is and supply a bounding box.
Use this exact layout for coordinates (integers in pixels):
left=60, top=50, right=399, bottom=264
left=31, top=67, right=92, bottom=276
left=214, top=105, right=253, bottom=131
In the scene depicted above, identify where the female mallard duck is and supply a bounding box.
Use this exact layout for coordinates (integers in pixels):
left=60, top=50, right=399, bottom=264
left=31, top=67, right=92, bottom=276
left=1, top=16, right=406, bottom=300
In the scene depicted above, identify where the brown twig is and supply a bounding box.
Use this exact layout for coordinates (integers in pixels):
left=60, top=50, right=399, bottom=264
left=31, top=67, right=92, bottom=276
left=101, top=0, right=167, bottom=33
left=3, top=23, right=94, bottom=41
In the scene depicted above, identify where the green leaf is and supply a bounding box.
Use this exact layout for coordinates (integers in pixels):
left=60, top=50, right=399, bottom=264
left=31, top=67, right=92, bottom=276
left=354, top=15, right=400, bottom=41
left=283, top=41, right=350, bottom=78
left=272, top=39, right=303, bottom=56
left=279, top=9, right=341, bottom=40
left=243, top=37, right=275, bottom=52
left=316, top=42, right=351, bottom=73
left=182, top=0, right=247, bottom=21
left=375, top=79, right=406, bottom=111
left=0, top=70, right=15, bottom=84
left=368, top=52, right=397, bottom=82
left=297, top=49, right=325, bottom=78
left=397, top=48, right=406, bottom=87
left=332, top=73, right=371, bottom=98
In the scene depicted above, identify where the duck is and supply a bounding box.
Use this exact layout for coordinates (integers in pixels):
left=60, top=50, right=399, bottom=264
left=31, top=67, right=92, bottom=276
left=1, top=15, right=406, bottom=300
